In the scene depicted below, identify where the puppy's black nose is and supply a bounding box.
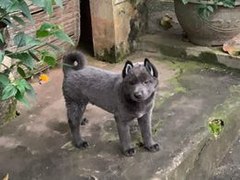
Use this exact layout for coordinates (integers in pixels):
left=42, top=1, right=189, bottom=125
left=134, top=92, right=142, bottom=99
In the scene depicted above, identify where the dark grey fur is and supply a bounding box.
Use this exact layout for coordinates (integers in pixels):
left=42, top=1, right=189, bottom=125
left=62, top=51, right=159, bottom=156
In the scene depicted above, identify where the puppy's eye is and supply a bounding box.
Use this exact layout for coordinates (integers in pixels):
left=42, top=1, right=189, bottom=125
left=144, top=80, right=150, bottom=84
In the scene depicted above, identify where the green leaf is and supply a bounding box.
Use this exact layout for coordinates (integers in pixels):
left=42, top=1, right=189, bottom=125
left=25, top=82, right=35, bottom=98
left=0, top=0, right=12, bottom=9
left=43, top=55, right=56, bottom=67
left=1, top=83, right=17, bottom=100
left=54, top=30, right=74, bottom=45
left=54, top=0, right=63, bottom=7
left=198, top=5, right=211, bottom=19
left=11, top=15, right=26, bottom=26
left=36, top=23, right=74, bottom=45
left=14, top=79, right=34, bottom=105
left=13, top=32, right=26, bottom=47
left=20, top=54, right=35, bottom=70
left=36, top=29, right=50, bottom=38
left=18, top=0, right=33, bottom=21
left=208, top=119, right=224, bottom=138
left=219, top=0, right=235, bottom=7
left=14, top=32, right=41, bottom=48
left=17, top=66, right=26, bottom=78
left=36, top=23, right=54, bottom=38
left=32, top=0, right=61, bottom=14
left=0, top=50, right=4, bottom=63
left=15, top=90, right=29, bottom=107
left=20, top=79, right=32, bottom=91
left=0, top=74, right=10, bottom=86
left=4, top=0, right=32, bottom=22
left=41, top=51, right=57, bottom=67
left=6, top=0, right=19, bottom=12
left=31, top=0, right=45, bottom=7
left=15, top=79, right=26, bottom=94
left=207, top=5, right=214, bottom=13
left=8, top=52, right=35, bottom=69
left=44, top=0, right=53, bottom=15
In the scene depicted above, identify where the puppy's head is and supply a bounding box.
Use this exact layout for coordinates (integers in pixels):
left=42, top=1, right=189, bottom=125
left=122, top=58, right=158, bottom=102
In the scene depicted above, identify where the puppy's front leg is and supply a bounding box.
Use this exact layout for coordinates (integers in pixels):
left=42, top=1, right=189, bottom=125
left=115, top=116, right=135, bottom=156
left=138, top=111, right=159, bottom=152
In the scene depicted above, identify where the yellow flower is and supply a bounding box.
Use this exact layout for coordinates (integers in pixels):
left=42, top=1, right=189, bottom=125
left=39, top=74, right=49, bottom=83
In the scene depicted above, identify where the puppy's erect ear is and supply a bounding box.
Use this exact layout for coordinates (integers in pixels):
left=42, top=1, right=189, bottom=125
left=122, top=60, right=133, bottom=78
left=144, top=58, right=158, bottom=78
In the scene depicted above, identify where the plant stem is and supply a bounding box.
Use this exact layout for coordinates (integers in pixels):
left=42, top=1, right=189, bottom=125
left=6, top=44, right=45, bottom=56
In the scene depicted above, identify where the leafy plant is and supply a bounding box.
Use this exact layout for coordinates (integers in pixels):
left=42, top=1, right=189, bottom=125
left=208, top=118, right=224, bottom=138
left=0, top=0, right=74, bottom=106
left=181, top=0, right=236, bottom=18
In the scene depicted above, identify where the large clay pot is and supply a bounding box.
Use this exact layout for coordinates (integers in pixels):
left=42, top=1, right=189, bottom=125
left=174, top=0, right=240, bottom=46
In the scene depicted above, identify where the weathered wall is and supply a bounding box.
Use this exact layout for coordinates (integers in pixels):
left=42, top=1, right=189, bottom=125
left=89, top=0, right=147, bottom=63
left=6, top=0, right=80, bottom=53
left=113, top=1, right=135, bottom=61
left=113, top=0, right=148, bottom=60
left=90, top=0, right=116, bottom=62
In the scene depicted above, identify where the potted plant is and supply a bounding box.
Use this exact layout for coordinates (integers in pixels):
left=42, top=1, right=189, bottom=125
left=174, top=0, right=240, bottom=46
left=0, top=0, right=74, bottom=125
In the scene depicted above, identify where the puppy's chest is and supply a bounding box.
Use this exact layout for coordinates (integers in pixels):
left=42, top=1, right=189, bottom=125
left=128, top=104, right=151, bottom=119
left=134, top=110, right=146, bottom=119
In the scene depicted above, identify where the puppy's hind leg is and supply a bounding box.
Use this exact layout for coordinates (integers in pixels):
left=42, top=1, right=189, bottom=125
left=66, top=101, right=88, bottom=149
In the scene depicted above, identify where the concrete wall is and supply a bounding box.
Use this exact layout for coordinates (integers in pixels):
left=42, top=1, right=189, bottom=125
left=113, top=1, right=135, bottom=61
left=113, top=0, right=148, bottom=60
left=90, top=0, right=116, bottom=62
left=89, top=0, right=147, bottom=63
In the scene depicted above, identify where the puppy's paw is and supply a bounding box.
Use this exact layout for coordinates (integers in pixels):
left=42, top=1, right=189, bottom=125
left=145, top=143, right=160, bottom=152
left=75, top=141, right=89, bottom=149
left=123, top=148, right=136, bottom=157
left=80, top=118, right=89, bottom=125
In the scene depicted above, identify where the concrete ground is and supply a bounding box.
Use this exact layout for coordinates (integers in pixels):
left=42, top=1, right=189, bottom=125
left=211, top=135, right=240, bottom=180
left=1, top=51, right=240, bottom=180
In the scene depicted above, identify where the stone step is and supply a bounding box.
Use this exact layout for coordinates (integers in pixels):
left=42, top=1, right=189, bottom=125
left=1, top=52, right=240, bottom=179
left=141, top=57, right=240, bottom=179
left=210, top=134, right=240, bottom=180
left=137, top=33, right=240, bottom=70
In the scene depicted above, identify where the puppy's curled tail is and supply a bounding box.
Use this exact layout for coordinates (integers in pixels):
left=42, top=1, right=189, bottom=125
left=62, top=51, right=86, bottom=73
